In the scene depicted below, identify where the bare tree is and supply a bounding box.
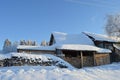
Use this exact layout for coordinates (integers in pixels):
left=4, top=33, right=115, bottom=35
left=105, top=14, right=120, bottom=37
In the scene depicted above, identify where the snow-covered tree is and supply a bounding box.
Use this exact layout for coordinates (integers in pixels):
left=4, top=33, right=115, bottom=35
left=19, top=40, right=38, bottom=46
left=11, top=41, right=19, bottom=52
left=27, top=40, right=33, bottom=45
left=3, top=39, right=19, bottom=53
left=105, top=14, right=120, bottom=37
left=32, top=41, right=37, bottom=46
left=3, top=39, right=11, bottom=47
left=20, top=40, right=26, bottom=45
left=2, top=39, right=39, bottom=53
left=41, top=40, right=47, bottom=46
left=3, top=39, right=12, bottom=53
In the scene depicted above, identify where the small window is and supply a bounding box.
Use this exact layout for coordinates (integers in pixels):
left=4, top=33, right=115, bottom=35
left=97, top=43, right=104, bottom=48
left=62, top=50, right=78, bottom=57
left=104, top=44, right=113, bottom=50
left=82, top=51, right=93, bottom=56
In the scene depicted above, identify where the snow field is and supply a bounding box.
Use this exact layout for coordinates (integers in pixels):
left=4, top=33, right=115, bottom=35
left=0, top=63, right=120, bottom=80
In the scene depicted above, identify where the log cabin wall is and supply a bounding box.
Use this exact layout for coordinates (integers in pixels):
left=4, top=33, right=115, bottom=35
left=61, top=50, right=81, bottom=68
left=94, top=53, right=110, bottom=66
left=113, top=48, right=120, bottom=62
left=94, top=41, right=116, bottom=62
left=82, top=51, right=94, bottom=67
left=83, top=56, right=94, bottom=67
left=58, top=50, right=110, bottom=68
left=63, top=56, right=81, bottom=68
left=60, top=50, right=95, bottom=68
left=94, top=41, right=114, bottom=50
left=17, top=49, right=111, bottom=68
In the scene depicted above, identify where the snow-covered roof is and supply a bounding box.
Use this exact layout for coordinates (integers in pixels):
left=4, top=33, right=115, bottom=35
left=52, top=32, right=94, bottom=45
left=17, top=45, right=55, bottom=51
left=57, top=44, right=111, bottom=53
left=113, top=44, right=120, bottom=50
left=83, top=32, right=118, bottom=42
left=17, top=32, right=112, bottom=53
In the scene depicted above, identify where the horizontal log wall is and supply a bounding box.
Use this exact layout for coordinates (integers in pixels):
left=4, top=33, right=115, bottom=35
left=83, top=56, right=94, bottom=67
left=114, top=48, right=120, bottom=62
left=62, top=56, right=94, bottom=68
left=62, top=53, right=110, bottom=68
left=63, top=56, right=81, bottom=68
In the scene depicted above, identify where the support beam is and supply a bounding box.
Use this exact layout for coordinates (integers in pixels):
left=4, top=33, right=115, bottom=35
left=93, top=52, right=96, bottom=66
left=80, top=51, right=83, bottom=68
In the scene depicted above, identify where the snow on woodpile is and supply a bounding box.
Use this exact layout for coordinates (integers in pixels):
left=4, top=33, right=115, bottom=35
left=57, top=44, right=111, bottom=53
left=0, top=52, right=74, bottom=69
left=0, top=53, right=11, bottom=60
left=83, top=32, right=118, bottom=42
left=52, top=32, right=94, bottom=45
left=11, top=53, right=50, bottom=61
left=11, top=52, right=74, bottom=69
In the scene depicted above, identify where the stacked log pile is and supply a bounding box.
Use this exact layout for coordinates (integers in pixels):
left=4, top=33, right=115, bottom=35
left=0, top=57, right=67, bottom=68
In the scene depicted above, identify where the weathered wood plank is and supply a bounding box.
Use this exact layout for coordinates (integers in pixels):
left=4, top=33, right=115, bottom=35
left=93, top=52, right=96, bottom=66
left=80, top=51, right=83, bottom=68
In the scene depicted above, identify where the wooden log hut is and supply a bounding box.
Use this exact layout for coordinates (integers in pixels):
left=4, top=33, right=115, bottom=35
left=56, top=44, right=111, bottom=68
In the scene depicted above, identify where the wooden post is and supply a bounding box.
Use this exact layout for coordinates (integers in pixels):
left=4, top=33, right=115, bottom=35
left=80, top=51, right=83, bottom=68
left=93, top=52, right=96, bottom=66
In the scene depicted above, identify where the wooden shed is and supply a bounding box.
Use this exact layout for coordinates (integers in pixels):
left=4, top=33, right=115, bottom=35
left=16, top=32, right=114, bottom=68
left=56, top=44, right=111, bottom=68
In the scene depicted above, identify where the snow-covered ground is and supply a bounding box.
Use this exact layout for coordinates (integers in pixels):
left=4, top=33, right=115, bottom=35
left=0, top=52, right=120, bottom=80
left=0, top=63, right=120, bottom=80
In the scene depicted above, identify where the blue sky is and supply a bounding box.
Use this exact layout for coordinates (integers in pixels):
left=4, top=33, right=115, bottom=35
left=0, top=0, right=120, bottom=49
